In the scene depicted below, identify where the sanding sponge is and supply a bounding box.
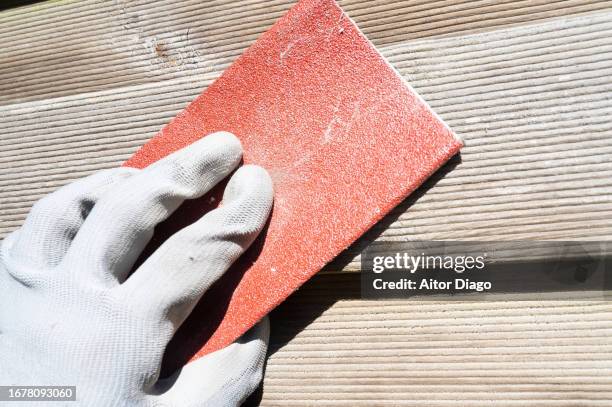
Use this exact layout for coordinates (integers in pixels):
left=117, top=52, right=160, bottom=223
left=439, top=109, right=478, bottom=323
left=126, top=0, right=462, bottom=358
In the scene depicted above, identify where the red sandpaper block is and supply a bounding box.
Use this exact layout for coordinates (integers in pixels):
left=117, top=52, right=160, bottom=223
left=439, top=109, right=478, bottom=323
left=125, top=0, right=462, bottom=358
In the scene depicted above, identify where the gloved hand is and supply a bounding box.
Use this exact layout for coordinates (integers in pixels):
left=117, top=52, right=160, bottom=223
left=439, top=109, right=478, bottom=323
left=0, top=132, right=274, bottom=406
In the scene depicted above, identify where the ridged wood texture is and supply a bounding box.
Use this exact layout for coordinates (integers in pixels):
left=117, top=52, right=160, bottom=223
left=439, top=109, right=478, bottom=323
left=1, top=0, right=612, bottom=405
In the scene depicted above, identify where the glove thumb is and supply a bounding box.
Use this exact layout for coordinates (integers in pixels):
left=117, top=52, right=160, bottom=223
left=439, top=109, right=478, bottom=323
left=151, top=317, right=269, bottom=407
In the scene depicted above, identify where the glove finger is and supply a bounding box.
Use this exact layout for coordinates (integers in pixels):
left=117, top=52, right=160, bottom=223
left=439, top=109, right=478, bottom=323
left=63, top=132, right=242, bottom=286
left=7, top=168, right=136, bottom=269
left=150, top=317, right=269, bottom=407
left=119, top=165, right=273, bottom=330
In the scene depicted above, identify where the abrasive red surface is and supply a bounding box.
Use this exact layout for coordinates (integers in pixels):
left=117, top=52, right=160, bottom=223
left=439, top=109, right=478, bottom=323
left=125, top=0, right=462, bottom=359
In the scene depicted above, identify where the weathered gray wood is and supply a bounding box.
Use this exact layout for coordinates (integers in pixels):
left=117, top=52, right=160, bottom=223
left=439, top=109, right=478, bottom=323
left=1, top=1, right=611, bottom=405
left=265, top=273, right=612, bottom=406
left=2, top=0, right=611, bottom=104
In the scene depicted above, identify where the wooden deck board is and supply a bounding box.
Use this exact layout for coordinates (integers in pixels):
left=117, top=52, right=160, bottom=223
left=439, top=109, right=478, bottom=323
left=1, top=1, right=611, bottom=405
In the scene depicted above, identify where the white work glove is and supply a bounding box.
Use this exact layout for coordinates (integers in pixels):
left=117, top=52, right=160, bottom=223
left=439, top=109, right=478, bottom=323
left=0, top=132, right=274, bottom=406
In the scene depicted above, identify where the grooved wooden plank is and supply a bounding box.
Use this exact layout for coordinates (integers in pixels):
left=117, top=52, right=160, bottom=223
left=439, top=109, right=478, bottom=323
left=262, top=273, right=612, bottom=406
left=1, top=0, right=611, bottom=105
left=1, top=1, right=612, bottom=406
